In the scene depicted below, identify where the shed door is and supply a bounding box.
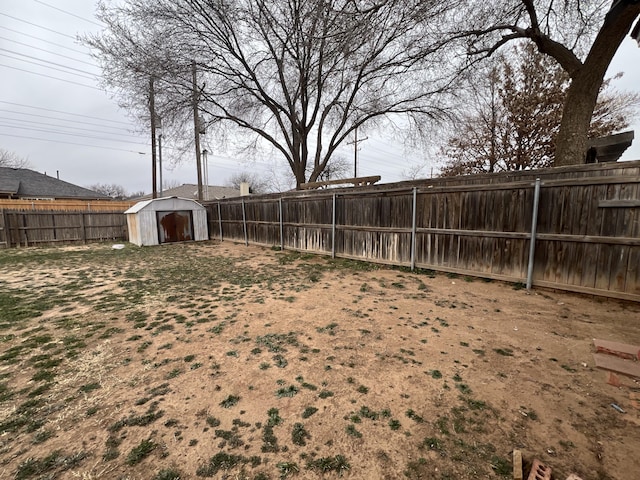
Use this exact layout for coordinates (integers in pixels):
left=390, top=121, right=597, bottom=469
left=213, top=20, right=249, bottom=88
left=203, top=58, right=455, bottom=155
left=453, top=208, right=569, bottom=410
left=157, top=210, right=194, bottom=243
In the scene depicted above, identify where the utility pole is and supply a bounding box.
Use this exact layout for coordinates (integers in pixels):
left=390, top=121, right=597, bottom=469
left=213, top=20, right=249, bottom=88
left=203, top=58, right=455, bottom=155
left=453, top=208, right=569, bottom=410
left=192, top=61, right=204, bottom=202
left=346, top=126, right=368, bottom=178
left=158, top=128, right=163, bottom=197
left=149, top=76, right=158, bottom=199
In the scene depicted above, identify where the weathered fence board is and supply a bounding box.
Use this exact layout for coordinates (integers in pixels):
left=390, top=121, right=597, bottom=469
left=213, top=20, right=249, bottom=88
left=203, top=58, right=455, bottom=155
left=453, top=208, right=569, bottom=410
left=205, top=161, right=640, bottom=301
left=0, top=210, right=127, bottom=247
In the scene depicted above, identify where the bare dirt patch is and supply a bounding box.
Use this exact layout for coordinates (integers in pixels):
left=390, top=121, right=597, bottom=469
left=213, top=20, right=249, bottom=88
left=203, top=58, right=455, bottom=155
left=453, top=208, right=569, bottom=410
left=0, top=241, right=639, bottom=480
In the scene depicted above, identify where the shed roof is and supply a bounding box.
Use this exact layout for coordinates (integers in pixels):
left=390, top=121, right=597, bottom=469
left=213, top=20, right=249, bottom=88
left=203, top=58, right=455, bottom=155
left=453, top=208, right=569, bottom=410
left=124, top=196, right=205, bottom=214
left=0, top=167, right=109, bottom=199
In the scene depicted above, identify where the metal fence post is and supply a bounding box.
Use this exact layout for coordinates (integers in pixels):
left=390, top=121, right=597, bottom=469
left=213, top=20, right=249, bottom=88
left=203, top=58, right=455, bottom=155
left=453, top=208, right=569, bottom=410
left=526, top=178, right=541, bottom=290
left=242, top=198, right=248, bottom=246
left=332, top=193, right=336, bottom=258
left=217, top=203, right=223, bottom=241
left=279, top=198, right=284, bottom=251
left=410, top=187, right=417, bottom=271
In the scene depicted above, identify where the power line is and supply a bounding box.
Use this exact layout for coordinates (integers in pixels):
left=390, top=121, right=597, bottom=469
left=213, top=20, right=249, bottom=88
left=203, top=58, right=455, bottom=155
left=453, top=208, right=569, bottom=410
left=32, top=0, right=104, bottom=28
left=0, top=63, right=103, bottom=90
left=0, top=35, right=97, bottom=67
left=0, top=131, right=149, bottom=154
left=1, top=48, right=98, bottom=76
left=0, top=130, right=273, bottom=176
left=0, top=122, right=148, bottom=145
left=0, top=100, right=132, bottom=125
left=0, top=116, right=143, bottom=140
left=0, top=51, right=98, bottom=81
left=0, top=25, right=91, bottom=57
left=0, top=12, right=77, bottom=40
left=0, top=109, right=135, bottom=133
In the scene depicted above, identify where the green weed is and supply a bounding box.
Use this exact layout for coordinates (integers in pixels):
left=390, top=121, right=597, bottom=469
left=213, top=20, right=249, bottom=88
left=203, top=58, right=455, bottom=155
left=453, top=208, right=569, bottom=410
left=220, top=395, right=240, bottom=408
left=302, top=406, right=318, bottom=419
left=126, top=439, right=156, bottom=465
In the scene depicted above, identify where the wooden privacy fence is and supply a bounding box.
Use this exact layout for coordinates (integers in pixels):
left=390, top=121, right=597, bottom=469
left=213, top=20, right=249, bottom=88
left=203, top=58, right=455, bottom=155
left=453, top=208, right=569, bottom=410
left=0, top=210, right=128, bottom=247
left=205, top=161, right=640, bottom=302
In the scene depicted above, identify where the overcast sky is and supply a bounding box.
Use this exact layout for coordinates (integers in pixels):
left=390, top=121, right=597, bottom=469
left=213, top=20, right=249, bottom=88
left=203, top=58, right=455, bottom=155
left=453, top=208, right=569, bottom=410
left=1, top=1, right=639, bottom=195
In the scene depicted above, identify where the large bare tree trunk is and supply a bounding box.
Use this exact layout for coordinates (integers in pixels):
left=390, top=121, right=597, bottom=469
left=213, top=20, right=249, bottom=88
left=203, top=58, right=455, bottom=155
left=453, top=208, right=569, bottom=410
left=555, top=4, right=640, bottom=166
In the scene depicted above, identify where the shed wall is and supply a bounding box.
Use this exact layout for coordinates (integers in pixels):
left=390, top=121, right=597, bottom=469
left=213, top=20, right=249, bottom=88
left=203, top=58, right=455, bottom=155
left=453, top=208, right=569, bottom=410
left=125, top=197, right=208, bottom=246
left=126, top=214, right=142, bottom=246
left=139, top=210, right=159, bottom=246
left=193, top=210, right=208, bottom=241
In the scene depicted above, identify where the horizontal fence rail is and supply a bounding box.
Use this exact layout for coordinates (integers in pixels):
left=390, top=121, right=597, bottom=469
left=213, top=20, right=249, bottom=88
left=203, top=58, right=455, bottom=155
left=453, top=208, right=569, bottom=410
left=0, top=199, right=136, bottom=212
left=205, top=161, right=640, bottom=302
left=0, top=210, right=128, bottom=247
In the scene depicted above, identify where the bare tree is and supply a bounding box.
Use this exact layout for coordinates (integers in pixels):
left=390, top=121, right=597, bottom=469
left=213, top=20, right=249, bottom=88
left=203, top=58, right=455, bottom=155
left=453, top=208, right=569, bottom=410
left=162, top=179, right=182, bottom=191
left=440, top=44, right=639, bottom=176
left=127, top=190, right=146, bottom=199
left=87, top=183, right=128, bottom=199
left=314, top=155, right=351, bottom=183
left=85, top=2, right=199, bottom=198
left=0, top=149, right=31, bottom=168
left=452, top=0, right=640, bottom=166
left=226, top=172, right=270, bottom=194
left=88, top=0, right=460, bottom=189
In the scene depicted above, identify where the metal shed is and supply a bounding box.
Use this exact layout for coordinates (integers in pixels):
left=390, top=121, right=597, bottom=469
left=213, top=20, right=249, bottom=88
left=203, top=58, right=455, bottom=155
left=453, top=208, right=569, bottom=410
left=125, top=197, right=208, bottom=246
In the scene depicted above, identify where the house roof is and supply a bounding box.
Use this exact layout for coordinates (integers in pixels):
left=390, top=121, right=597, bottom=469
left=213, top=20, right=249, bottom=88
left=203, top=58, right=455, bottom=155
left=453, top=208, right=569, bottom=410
left=0, top=178, right=20, bottom=195
left=137, top=184, right=241, bottom=201
left=0, top=167, right=109, bottom=199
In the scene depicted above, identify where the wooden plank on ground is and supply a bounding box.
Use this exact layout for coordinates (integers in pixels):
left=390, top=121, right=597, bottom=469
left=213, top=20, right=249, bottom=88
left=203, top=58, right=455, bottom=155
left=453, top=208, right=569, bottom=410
left=593, top=353, right=640, bottom=378
left=513, top=450, right=523, bottom=480
left=593, top=339, right=640, bottom=360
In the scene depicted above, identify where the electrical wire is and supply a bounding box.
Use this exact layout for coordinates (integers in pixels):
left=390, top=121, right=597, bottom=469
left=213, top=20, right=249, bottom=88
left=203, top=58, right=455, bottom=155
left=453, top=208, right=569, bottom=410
left=0, top=122, right=148, bottom=145
left=32, top=0, right=104, bottom=27
left=0, top=48, right=98, bottom=76
left=0, top=116, right=143, bottom=139
left=0, top=131, right=277, bottom=178
left=0, top=51, right=98, bottom=81
left=0, top=25, right=91, bottom=57
left=0, top=35, right=97, bottom=67
left=0, top=63, right=103, bottom=90
left=0, top=100, right=132, bottom=125
left=0, top=12, right=77, bottom=40
left=0, top=109, right=135, bottom=133
left=0, top=132, right=149, bottom=154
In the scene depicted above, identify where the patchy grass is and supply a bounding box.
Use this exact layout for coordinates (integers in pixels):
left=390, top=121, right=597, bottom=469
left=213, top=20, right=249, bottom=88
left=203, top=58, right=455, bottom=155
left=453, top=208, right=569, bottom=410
left=0, top=242, right=638, bottom=480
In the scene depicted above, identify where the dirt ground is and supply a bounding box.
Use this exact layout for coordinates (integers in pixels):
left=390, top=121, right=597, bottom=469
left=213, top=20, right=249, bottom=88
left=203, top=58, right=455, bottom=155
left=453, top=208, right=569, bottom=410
left=0, top=241, right=639, bottom=480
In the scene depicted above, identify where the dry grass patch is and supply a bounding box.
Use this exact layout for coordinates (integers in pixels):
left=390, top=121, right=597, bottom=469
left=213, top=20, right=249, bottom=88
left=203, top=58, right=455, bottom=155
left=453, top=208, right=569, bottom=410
left=0, top=241, right=639, bottom=479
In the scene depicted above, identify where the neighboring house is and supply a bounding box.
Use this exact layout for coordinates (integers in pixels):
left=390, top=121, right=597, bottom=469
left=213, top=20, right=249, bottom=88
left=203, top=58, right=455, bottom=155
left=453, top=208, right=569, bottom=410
left=136, top=184, right=241, bottom=201
left=0, top=167, right=108, bottom=200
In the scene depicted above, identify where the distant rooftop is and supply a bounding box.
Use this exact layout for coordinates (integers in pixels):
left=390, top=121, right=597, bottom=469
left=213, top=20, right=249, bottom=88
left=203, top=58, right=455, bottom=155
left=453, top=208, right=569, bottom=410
left=136, top=184, right=241, bottom=201
left=0, top=167, right=108, bottom=200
